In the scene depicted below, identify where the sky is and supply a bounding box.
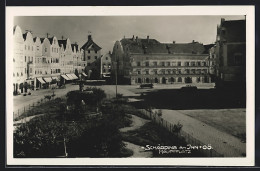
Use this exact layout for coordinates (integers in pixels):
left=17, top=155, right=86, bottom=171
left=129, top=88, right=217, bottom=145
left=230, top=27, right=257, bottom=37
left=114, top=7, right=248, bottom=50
left=14, top=16, right=245, bottom=54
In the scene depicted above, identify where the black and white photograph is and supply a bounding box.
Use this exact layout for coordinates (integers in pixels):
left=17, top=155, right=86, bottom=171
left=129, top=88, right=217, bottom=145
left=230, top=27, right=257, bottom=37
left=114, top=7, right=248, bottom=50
left=6, top=6, right=255, bottom=166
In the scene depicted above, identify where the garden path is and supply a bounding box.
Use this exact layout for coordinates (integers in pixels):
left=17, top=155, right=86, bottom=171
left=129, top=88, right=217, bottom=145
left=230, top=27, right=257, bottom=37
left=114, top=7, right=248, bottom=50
left=120, top=114, right=152, bottom=158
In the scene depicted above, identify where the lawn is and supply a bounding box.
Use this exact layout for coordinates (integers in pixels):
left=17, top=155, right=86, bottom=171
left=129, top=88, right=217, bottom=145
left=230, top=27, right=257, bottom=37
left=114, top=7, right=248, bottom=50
left=179, top=109, right=246, bottom=141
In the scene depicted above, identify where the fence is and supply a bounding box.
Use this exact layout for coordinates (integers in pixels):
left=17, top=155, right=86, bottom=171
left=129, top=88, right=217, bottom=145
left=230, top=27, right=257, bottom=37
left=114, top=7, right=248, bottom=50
left=139, top=109, right=224, bottom=157
left=13, top=96, right=66, bottom=121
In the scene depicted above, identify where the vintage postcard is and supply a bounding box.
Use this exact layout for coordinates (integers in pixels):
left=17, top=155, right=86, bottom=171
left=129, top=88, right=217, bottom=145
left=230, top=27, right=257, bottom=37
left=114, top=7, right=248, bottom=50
left=6, top=6, right=255, bottom=166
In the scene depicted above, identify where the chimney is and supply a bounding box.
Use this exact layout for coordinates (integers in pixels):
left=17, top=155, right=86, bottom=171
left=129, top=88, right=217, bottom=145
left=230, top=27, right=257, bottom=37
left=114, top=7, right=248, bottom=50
left=221, top=18, right=225, bottom=24
left=172, top=41, right=176, bottom=44
left=136, top=36, right=138, bottom=42
left=192, top=40, right=195, bottom=43
left=61, top=36, right=64, bottom=40
left=109, top=51, right=111, bottom=55
left=147, top=35, right=149, bottom=43
left=132, top=35, right=134, bottom=41
left=47, top=33, right=49, bottom=38
left=88, top=34, right=92, bottom=40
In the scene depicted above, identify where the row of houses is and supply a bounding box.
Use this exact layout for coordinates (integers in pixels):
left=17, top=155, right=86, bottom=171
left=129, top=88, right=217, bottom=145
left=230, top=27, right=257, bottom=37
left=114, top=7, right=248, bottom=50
left=13, top=25, right=111, bottom=94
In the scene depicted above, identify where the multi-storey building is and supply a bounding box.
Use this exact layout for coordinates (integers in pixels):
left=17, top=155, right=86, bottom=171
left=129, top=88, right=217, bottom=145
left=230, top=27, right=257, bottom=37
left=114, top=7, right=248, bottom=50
left=13, top=25, right=25, bottom=94
left=100, top=52, right=112, bottom=78
left=49, top=36, right=61, bottom=76
left=13, top=25, right=81, bottom=92
left=215, top=18, right=246, bottom=88
left=58, top=38, right=74, bottom=74
left=72, top=43, right=86, bottom=75
left=23, top=31, right=35, bottom=90
left=81, top=34, right=102, bottom=79
left=111, top=36, right=210, bottom=85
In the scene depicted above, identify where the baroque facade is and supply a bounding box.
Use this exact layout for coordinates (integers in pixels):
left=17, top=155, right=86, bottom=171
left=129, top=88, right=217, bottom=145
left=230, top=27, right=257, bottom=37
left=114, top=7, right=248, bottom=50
left=111, top=36, right=211, bottom=85
left=12, top=25, right=86, bottom=94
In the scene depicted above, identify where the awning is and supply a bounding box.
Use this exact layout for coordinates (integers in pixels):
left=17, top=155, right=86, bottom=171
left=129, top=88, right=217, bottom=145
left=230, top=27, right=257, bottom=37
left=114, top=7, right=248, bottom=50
left=37, top=77, right=46, bottom=84
left=61, top=75, right=71, bottom=80
left=51, top=76, right=60, bottom=81
left=66, top=74, right=75, bottom=80
left=70, top=73, right=78, bottom=79
left=82, top=73, right=87, bottom=77
left=43, top=77, right=52, bottom=83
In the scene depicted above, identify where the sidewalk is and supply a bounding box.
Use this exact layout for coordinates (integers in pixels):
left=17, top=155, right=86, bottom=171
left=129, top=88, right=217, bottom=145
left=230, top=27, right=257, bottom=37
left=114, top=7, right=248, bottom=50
left=13, top=84, right=79, bottom=114
left=160, top=109, right=246, bottom=157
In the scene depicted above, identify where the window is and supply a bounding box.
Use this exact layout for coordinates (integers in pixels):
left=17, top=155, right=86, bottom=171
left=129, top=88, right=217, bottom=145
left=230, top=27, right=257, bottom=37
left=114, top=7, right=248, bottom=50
left=153, top=62, right=157, bottom=66
left=197, top=62, right=201, bottom=66
left=13, top=73, right=15, bottom=77
left=32, top=46, right=33, bottom=51
left=186, top=69, right=190, bottom=74
left=88, top=56, right=91, bottom=60
left=95, top=56, right=97, bottom=60
left=106, top=57, right=108, bottom=60
left=103, top=69, right=106, bottom=72
left=145, top=62, right=149, bottom=67
left=154, top=70, right=158, bottom=74
left=161, top=62, right=165, bottom=67
left=146, top=70, right=149, bottom=75
left=177, top=62, right=181, bottom=66
left=167, top=62, right=170, bottom=66
left=178, top=77, right=182, bottom=82
left=168, top=70, right=171, bottom=74
left=28, top=46, right=30, bottom=50
left=88, top=50, right=90, bottom=53
left=32, top=57, right=33, bottom=63
left=25, top=56, right=26, bottom=62
left=25, top=68, right=26, bottom=74
left=137, top=70, right=141, bottom=75
left=28, top=56, right=30, bottom=62
left=30, top=68, right=32, bottom=73
left=95, top=50, right=97, bottom=53
left=45, top=48, right=47, bottom=52
left=137, top=62, right=141, bottom=66
left=191, top=62, right=195, bottom=66
left=25, top=45, right=26, bottom=50
left=13, top=58, right=15, bottom=62
left=185, top=62, right=189, bottom=66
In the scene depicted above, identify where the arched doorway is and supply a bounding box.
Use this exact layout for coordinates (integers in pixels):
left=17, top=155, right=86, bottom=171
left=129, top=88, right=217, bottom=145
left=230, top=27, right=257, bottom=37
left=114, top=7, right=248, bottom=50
left=155, top=78, right=158, bottom=83
left=185, top=77, right=192, bottom=83
left=170, top=77, right=175, bottom=83
left=145, top=78, right=150, bottom=83
left=162, top=77, right=166, bottom=84
left=137, top=78, right=142, bottom=83
left=178, top=77, right=182, bottom=83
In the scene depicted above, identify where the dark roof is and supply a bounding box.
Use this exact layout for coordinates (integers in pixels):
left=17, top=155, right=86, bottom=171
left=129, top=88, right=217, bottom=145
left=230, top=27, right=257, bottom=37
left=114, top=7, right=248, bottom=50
left=120, top=37, right=205, bottom=54
left=203, top=44, right=215, bottom=54
left=40, top=38, right=45, bottom=43
left=58, top=40, right=67, bottom=49
left=220, top=20, right=246, bottom=42
left=48, top=37, right=54, bottom=44
left=22, top=32, right=28, bottom=41
left=33, top=37, right=37, bottom=42
left=81, top=38, right=102, bottom=51
left=71, top=44, right=79, bottom=52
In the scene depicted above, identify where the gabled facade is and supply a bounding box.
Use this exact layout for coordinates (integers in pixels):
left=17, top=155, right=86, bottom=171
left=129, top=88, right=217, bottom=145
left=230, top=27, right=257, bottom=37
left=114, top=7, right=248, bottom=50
left=81, top=35, right=102, bottom=78
left=59, top=38, right=73, bottom=74
left=13, top=25, right=25, bottom=94
left=49, top=36, right=60, bottom=75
